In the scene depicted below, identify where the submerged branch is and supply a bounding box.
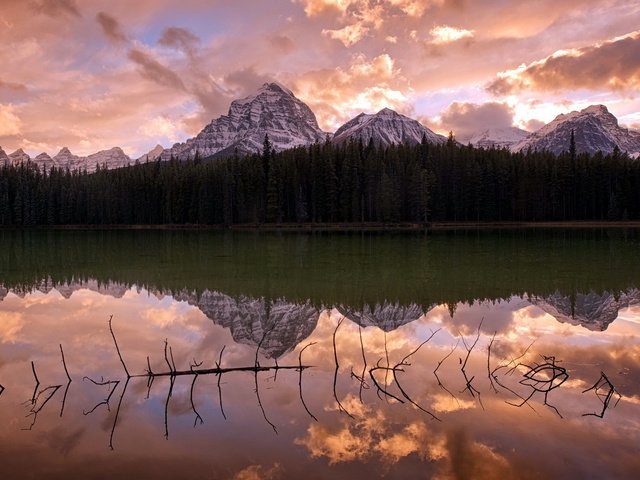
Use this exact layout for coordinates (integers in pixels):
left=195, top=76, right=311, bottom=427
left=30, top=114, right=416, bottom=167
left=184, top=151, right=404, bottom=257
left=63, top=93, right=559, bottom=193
left=299, top=342, right=318, bottom=422
left=582, top=371, right=622, bottom=418
left=434, top=339, right=460, bottom=403
left=332, top=316, right=353, bottom=418
left=109, top=315, right=130, bottom=378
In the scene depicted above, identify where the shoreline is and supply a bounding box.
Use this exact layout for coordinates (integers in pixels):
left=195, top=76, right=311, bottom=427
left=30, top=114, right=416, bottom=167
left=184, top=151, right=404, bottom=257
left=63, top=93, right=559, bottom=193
left=2, top=221, right=640, bottom=231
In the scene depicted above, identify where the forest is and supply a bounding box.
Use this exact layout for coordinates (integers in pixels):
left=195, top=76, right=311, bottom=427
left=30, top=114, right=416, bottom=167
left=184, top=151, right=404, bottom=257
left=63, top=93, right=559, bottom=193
left=1, top=135, right=639, bottom=226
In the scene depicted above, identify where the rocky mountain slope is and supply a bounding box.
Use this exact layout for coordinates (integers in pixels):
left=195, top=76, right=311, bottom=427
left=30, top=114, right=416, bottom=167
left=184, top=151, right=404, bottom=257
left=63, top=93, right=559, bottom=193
left=532, top=289, right=640, bottom=331
left=162, top=82, right=327, bottom=160
left=333, top=108, right=446, bottom=147
left=512, top=105, right=640, bottom=156
left=465, top=127, right=530, bottom=149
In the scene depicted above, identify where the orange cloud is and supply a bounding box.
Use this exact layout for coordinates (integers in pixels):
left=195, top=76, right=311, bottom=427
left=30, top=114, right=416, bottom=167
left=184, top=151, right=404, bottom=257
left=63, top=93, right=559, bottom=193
left=429, top=25, right=474, bottom=44
left=292, top=53, right=411, bottom=130
left=487, top=31, right=640, bottom=95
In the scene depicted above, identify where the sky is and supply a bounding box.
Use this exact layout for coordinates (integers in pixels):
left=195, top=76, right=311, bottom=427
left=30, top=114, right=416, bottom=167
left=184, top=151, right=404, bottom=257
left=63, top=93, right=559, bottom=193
left=1, top=0, right=639, bottom=157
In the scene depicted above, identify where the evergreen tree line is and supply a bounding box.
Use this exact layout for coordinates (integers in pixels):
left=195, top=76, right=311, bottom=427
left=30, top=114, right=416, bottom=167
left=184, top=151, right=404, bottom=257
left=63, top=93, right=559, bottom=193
left=1, top=135, right=639, bottom=226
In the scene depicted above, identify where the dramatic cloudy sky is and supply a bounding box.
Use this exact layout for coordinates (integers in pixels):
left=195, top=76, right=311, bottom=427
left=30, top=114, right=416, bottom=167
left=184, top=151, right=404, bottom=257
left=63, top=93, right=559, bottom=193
left=1, top=0, right=639, bottom=157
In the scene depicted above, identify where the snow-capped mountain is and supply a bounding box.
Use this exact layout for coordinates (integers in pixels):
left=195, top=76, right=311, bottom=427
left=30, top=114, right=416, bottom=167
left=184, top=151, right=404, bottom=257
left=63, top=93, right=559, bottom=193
left=137, top=144, right=164, bottom=163
left=532, top=289, right=640, bottom=331
left=9, top=148, right=30, bottom=164
left=0, top=147, right=9, bottom=164
left=465, top=127, right=530, bottom=149
left=163, top=82, right=327, bottom=160
left=51, top=146, right=132, bottom=172
left=512, top=105, right=640, bottom=156
left=333, top=108, right=446, bottom=147
left=336, top=301, right=431, bottom=331
left=85, top=147, right=131, bottom=171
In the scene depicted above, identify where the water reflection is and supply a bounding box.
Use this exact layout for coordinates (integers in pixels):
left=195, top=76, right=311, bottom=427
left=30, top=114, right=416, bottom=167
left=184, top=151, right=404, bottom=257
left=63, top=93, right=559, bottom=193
left=1, top=229, right=640, bottom=478
left=1, top=284, right=639, bottom=478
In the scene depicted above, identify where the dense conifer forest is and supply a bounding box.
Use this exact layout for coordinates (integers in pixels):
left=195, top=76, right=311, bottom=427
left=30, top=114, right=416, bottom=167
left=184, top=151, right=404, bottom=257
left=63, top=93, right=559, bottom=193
left=1, top=135, right=639, bottom=226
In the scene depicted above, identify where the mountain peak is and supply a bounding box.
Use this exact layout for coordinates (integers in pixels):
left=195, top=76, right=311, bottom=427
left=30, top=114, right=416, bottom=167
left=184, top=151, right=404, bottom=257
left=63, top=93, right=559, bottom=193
left=376, top=107, right=399, bottom=116
left=333, top=109, right=446, bottom=146
left=56, top=147, right=73, bottom=156
left=512, top=104, right=640, bottom=156
left=582, top=104, right=610, bottom=115
left=163, top=82, right=325, bottom=160
left=259, top=82, right=294, bottom=97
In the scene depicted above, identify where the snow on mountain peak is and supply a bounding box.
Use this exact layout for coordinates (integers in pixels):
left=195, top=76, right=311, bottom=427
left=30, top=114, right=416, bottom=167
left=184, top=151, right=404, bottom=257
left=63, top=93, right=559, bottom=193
left=333, top=108, right=446, bottom=146
left=512, top=104, right=640, bottom=156
left=163, top=82, right=326, bottom=160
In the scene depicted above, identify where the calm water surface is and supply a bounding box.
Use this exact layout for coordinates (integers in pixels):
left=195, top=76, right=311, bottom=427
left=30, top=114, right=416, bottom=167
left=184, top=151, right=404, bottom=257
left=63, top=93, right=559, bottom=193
left=0, top=229, right=639, bottom=479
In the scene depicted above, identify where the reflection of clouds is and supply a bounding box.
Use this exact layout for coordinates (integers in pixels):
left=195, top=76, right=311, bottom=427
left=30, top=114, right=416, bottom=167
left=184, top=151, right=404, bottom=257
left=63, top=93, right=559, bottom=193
left=431, top=393, right=475, bottom=414
left=0, top=311, right=25, bottom=343
left=297, top=394, right=439, bottom=465
left=230, top=463, right=284, bottom=480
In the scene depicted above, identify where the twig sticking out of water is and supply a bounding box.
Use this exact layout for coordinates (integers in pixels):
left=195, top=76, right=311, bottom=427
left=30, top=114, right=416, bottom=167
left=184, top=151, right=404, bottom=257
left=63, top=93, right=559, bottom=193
left=434, top=339, right=460, bottom=404
left=332, top=316, right=354, bottom=419
left=189, top=358, right=204, bottom=427
left=391, top=329, right=441, bottom=421
left=59, top=344, right=72, bottom=417
left=254, top=325, right=278, bottom=434
left=299, top=342, right=318, bottom=422
left=506, top=355, right=568, bottom=418
left=582, top=371, right=622, bottom=418
left=109, top=315, right=130, bottom=378
left=216, top=346, right=227, bottom=420
left=486, top=332, right=498, bottom=394
left=490, top=340, right=537, bottom=412
left=82, top=377, right=120, bottom=415
left=458, top=319, right=484, bottom=409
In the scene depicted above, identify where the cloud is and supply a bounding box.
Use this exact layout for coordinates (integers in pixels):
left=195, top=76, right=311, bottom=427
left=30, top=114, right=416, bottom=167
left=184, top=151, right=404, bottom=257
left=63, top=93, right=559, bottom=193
left=292, top=53, right=411, bottom=130
left=0, top=105, right=22, bottom=137
left=30, top=0, right=81, bottom=18
left=429, top=25, right=474, bottom=44
left=267, top=34, right=296, bottom=54
left=231, top=463, right=284, bottom=480
left=322, top=23, right=369, bottom=46
left=437, top=102, right=516, bottom=140
left=158, top=27, right=200, bottom=57
left=137, top=116, right=182, bottom=143
left=96, top=12, right=127, bottom=43
left=128, top=49, right=187, bottom=91
left=487, top=31, right=640, bottom=95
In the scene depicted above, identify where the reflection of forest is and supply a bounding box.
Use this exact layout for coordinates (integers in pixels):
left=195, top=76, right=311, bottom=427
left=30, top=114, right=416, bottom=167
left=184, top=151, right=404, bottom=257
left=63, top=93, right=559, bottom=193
left=1, top=228, right=639, bottom=304
left=1, top=228, right=640, bottom=355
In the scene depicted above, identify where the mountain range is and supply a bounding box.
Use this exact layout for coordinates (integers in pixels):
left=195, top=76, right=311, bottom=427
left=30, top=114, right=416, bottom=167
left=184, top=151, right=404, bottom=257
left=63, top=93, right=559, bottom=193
left=2, top=83, right=639, bottom=171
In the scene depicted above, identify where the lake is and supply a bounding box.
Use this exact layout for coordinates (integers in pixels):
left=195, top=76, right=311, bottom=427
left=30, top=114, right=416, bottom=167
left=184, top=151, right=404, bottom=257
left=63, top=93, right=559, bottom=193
left=1, top=229, right=639, bottom=479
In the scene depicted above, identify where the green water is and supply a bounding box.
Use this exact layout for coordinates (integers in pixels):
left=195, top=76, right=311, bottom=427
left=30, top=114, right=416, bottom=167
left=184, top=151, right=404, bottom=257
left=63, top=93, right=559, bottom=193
left=1, top=228, right=639, bottom=306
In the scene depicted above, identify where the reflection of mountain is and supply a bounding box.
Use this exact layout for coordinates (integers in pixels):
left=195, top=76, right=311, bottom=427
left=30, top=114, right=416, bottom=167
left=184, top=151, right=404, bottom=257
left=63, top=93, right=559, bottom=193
left=336, top=302, right=431, bottom=331
left=2, top=280, right=640, bottom=349
left=532, top=290, right=640, bottom=331
left=173, top=290, right=319, bottom=358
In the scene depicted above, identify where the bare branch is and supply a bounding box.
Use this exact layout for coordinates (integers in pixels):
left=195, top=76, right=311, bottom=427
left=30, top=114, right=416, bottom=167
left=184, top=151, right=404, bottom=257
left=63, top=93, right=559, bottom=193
left=434, top=339, right=459, bottom=403
left=582, top=371, right=622, bottom=418
left=357, top=325, right=368, bottom=403
left=298, top=342, right=318, bottom=422
left=216, top=346, right=227, bottom=420
left=332, top=316, right=353, bottom=418
left=109, top=378, right=130, bottom=450
left=109, top=316, right=130, bottom=378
